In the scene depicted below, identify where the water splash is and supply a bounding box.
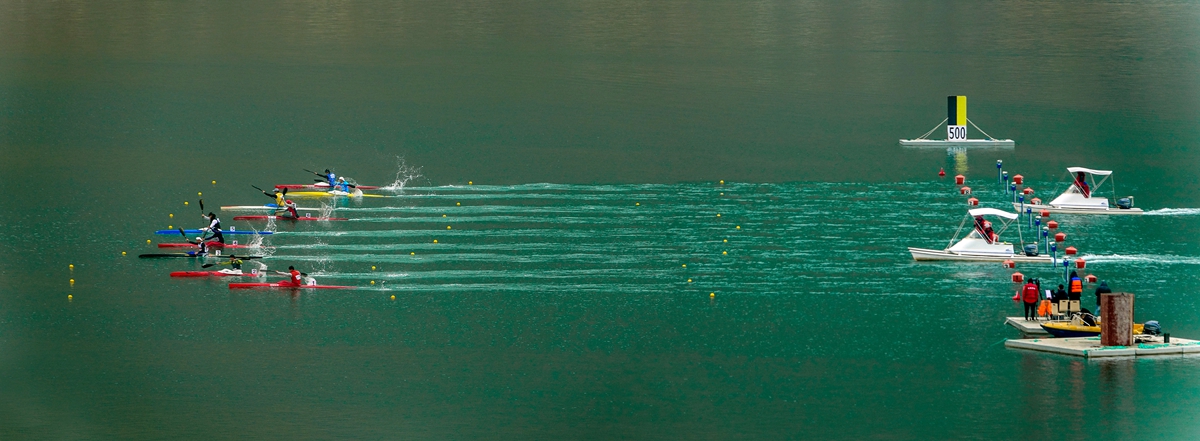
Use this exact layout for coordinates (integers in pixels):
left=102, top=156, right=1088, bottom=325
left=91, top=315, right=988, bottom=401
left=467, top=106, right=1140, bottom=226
left=381, top=156, right=429, bottom=194
left=1080, top=254, right=1200, bottom=265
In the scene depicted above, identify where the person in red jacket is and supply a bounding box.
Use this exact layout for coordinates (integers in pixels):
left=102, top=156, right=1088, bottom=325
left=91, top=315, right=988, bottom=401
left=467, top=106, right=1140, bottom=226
left=274, top=266, right=303, bottom=287
left=1022, top=279, right=1041, bottom=321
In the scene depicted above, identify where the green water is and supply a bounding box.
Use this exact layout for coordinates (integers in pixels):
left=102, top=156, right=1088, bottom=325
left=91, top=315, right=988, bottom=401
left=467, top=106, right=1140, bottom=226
left=3, top=1, right=1200, bottom=439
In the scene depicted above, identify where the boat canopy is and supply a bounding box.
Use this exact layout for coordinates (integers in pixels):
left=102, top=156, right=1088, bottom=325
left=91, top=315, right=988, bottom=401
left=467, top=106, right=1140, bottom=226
left=1067, top=167, right=1112, bottom=176
left=968, top=208, right=1018, bottom=220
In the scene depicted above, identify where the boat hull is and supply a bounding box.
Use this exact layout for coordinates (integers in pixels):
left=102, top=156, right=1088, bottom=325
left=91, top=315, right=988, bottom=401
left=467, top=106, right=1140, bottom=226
left=908, top=247, right=1052, bottom=262
left=1040, top=321, right=1145, bottom=338
left=221, top=205, right=321, bottom=212
left=275, top=183, right=380, bottom=190
left=171, top=271, right=263, bottom=278
left=155, top=230, right=273, bottom=235
left=1015, top=203, right=1143, bottom=215
left=232, top=215, right=348, bottom=221
left=158, top=242, right=267, bottom=249
left=287, top=191, right=386, bottom=198
left=229, top=282, right=355, bottom=289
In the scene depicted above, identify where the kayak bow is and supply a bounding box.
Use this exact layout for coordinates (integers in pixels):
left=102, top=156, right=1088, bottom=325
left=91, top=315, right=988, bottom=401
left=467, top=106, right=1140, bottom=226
left=229, top=282, right=355, bottom=289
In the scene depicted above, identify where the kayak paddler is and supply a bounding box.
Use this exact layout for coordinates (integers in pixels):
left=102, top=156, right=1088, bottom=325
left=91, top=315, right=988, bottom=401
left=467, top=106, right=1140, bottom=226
left=301, top=272, right=317, bottom=286
left=261, top=187, right=288, bottom=215
left=333, top=177, right=351, bottom=193
left=215, top=256, right=244, bottom=275
left=183, top=236, right=210, bottom=257
left=312, top=169, right=337, bottom=187
left=201, top=212, right=225, bottom=244
left=274, top=265, right=304, bottom=287
left=281, top=199, right=300, bottom=219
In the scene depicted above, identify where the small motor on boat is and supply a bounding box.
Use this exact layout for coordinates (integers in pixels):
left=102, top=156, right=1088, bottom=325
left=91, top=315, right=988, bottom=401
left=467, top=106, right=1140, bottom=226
left=1023, top=244, right=1039, bottom=257
left=1117, top=196, right=1134, bottom=209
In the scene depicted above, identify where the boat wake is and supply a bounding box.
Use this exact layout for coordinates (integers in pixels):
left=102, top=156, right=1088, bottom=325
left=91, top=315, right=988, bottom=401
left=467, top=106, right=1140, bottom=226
left=1081, top=254, right=1200, bottom=265
left=1145, top=208, right=1200, bottom=216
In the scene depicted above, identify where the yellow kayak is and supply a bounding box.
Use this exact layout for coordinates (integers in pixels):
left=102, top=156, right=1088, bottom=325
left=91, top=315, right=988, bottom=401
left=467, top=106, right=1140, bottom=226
left=286, top=190, right=387, bottom=198
left=1041, top=321, right=1145, bottom=338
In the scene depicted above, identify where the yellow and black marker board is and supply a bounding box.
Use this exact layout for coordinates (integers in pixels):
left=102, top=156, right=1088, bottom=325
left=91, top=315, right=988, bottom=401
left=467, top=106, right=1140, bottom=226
left=947, top=96, right=967, bottom=126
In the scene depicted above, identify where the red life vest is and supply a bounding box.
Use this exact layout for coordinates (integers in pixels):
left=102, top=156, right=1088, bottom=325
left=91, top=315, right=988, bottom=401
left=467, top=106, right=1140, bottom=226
left=1022, top=283, right=1040, bottom=303
left=1070, top=278, right=1082, bottom=294
left=290, top=270, right=302, bottom=286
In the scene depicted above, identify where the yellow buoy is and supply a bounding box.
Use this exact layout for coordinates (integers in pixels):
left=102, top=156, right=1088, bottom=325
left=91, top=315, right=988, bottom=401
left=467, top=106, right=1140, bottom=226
left=720, top=192, right=724, bottom=196
left=69, top=264, right=74, bottom=269
left=681, top=264, right=686, bottom=268
left=371, top=280, right=375, bottom=285
left=736, top=225, right=741, bottom=229
left=147, top=239, right=151, bottom=244
left=371, top=266, right=376, bottom=271
left=410, top=252, right=415, bottom=255
left=168, top=225, right=172, bottom=229
left=69, top=279, right=75, bottom=284
left=184, top=201, right=188, bottom=205
left=443, top=214, right=447, bottom=217
left=447, top=226, right=452, bottom=230
left=635, top=202, right=640, bottom=206
left=687, top=279, right=692, bottom=283
left=433, top=239, right=438, bottom=243
left=722, top=251, right=728, bottom=255
left=720, top=180, right=724, bottom=185
left=456, top=202, right=461, bottom=206
left=68, top=294, right=72, bottom=299
left=169, top=213, right=174, bottom=218
left=469, top=181, right=473, bottom=185
left=212, top=180, right=216, bottom=185
left=121, top=251, right=126, bottom=255
left=716, top=214, right=721, bottom=217
left=198, top=192, right=202, bottom=196
left=391, top=295, right=396, bottom=300
left=710, top=292, right=715, bottom=298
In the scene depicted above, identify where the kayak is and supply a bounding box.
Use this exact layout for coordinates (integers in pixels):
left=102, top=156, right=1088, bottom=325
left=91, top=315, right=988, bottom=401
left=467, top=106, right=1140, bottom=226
left=276, top=183, right=380, bottom=190
left=158, top=242, right=269, bottom=249
left=229, top=282, right=355, bottom=289
left=286, top=190, right=387, bottom=198
left=139, top=253, right=264, bottom=259
left=221, top=205, right=320, bottom=212
left=171, top=270, right=264, bottom=277
left=232, top=215, right=348, bottom=221
left=155, top=230, right=273, bottom=235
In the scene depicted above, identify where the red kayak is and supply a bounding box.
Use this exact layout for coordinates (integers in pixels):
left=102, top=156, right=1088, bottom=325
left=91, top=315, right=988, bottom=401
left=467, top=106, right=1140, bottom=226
left=232, top=215, right=348, bottom=221
left=171, top=271, right=264, bottom=278
left=275, top=183, right=380, bottom=190
left=229, top=282, right=356, bottom=289
left=158, top=242, right=268, bottom=249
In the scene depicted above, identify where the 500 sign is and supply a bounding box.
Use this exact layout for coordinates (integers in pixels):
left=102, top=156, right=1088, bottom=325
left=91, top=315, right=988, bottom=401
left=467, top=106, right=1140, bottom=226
left=947, top=125, right=967, bottom=141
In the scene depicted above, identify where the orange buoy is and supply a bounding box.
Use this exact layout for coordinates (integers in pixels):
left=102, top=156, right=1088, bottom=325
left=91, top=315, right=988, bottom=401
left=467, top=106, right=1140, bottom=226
left=954, top=174, right=965, bottom=185
left=1086, top=274, right=1097, bottom=283
left=1065, top=246, right=1077, bottom=255
left=1047, top=220, right=1058, bottom=229
left=1075, top=258, right=1086, bottom=269
left=1055, top=232, right=1066, bottom=242
left=1032, top=198, right=1042, bottom=205
left=1013, top=174, right=1024, bottom=185
left=939, top=168, right=946, bottom=177
left=960, top=186, right=972, bottom=195
left=967, top=197, right=979, bottom=206
left=1002, top=259, right=1015, bottom=269
left=1011, top=272, right=1024, bottom=283
left=1022, top=187, right=1033, bottom=195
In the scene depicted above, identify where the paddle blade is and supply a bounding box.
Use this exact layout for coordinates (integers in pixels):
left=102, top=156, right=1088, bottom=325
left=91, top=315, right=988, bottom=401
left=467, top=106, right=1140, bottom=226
left=178, top=228, right=187, bottom=239
left=199, top=199, right=205, bottom=212
left=201, top=263, right=215, bottom=268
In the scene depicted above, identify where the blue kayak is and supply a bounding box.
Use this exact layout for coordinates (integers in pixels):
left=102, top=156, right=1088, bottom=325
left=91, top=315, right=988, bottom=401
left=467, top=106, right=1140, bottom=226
left=155, top=230, right=273, bottom=235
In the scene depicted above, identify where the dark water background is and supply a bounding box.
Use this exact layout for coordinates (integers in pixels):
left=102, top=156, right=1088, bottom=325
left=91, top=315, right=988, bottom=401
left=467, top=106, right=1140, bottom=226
left=2, top=1, right=1199, bottom=439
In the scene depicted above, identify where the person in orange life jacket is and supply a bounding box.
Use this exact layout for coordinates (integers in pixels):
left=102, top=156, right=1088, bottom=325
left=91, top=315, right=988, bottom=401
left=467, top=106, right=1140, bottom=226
left=1074, top=172, right=1091, bottom=197
left=1068, top=271, right=1083, bottom=301
left=201, top=212, right=225, bottom=244
left=274, top=266, right=303, bottom=286
left=1022, top=279, right=1040, bottom=320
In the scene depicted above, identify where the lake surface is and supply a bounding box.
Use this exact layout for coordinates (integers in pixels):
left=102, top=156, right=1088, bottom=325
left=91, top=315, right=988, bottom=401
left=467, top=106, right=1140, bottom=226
left=2, top=1, right=1199, bottom=439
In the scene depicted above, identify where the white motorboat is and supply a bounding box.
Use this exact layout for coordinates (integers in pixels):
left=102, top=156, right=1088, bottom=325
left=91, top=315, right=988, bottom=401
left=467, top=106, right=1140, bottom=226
left=1015, top=167, right=1143, bottom=215
left=909, top=208, right=1052, bottom=262
left=899, top=96, right=1015, bottom=148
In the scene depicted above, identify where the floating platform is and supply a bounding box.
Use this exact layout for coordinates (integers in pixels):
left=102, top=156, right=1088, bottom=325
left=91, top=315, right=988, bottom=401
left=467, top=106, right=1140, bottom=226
left=899, top=139, right=1015, bottom=148
left=1005, top=336, right=1200, bottom=358
left=1004, top=317, right=1050, bottom=336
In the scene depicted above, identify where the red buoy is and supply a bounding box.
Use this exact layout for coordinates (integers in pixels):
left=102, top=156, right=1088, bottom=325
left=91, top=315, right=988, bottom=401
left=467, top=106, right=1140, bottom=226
left=1065, top=246, right=1077, bottom=255
left=960, top=186, right=972, bottom=195
left=954, top=174, right=965, bottom=185
left=967, top=197, right=979, bottom=206
left=1012, top=272, right=1024, bottom=283
left=939, top=168, right=946, bottom=177
left=1086, top=274, right=1097, bottom=283
left=1002, top=259, right=1015, bottom=269
left=1032, top=198, right=1043, bottom=205
left=1055, top=232, right=1066, bottom=242
left=1075, top=258, right=1086, bottom=269
left=1013, top=174, right=1024, bottom=185
left=1040, top=209, right=1050, bottom=217
left=1047, top=220, right=1058, bottom=229
left=1023, top=187, right=1033, bottom=195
